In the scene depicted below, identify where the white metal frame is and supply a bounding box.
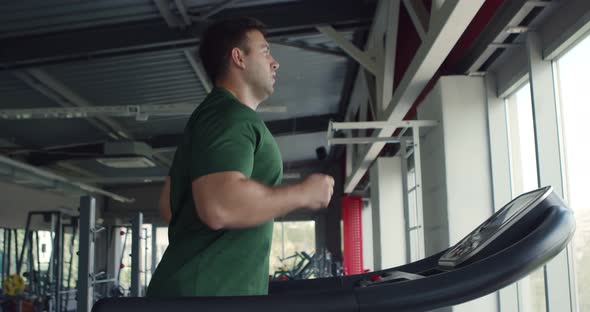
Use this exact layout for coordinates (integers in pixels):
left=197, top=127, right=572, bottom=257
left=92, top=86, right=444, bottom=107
left=400, top=133, right=426, bottom=262
left=324, top=0, right=485, bottom=193
left=317, top=26, right=377, bottom=75
left=326, top=120, right=438, bottom=145
left=327, top=119, right=435, bottom=265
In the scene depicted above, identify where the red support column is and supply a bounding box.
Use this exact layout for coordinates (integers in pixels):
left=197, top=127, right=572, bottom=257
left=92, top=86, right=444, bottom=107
left=342, top=195, right=363, bottom=275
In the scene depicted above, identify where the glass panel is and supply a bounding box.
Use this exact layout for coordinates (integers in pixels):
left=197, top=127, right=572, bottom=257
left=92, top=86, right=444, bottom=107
left=506, top=83, right=539, bottom=195
left=269, top=221, right=316, bottom=279
left=409, top=229, right=419, bottom=261
left=556, top=32, right=590, bottom=312
left=519, top=267, right=547, bottom=312
left=62, top=230, right=78, bottom=288
left=408, top=167, right=416, bottom=188
left=408, top=189, right=417, bottom=227
left=37, top=231, right=52, bottom=274
left=506, top=84, right=546, bottom=311
left=119, top=227, right=132, bottom=292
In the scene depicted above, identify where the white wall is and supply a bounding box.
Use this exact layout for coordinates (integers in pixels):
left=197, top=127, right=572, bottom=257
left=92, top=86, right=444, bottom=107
left=418, top=76, right=497, bottom=312
left=418, top=82, right=450, bottom=256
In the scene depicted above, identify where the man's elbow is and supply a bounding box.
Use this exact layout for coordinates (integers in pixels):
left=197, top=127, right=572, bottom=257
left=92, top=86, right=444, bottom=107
left=196, top=203, right=231, bottom=230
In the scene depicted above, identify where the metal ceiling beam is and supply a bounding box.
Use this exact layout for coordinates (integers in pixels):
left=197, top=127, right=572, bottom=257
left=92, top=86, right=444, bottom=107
left=154, top=0, right=183, bottom=28
left=155, top=0, right=237, bottom=92
left=198, top=0, right=241, bottom=20
left=344, top=0, right=396, bottom=122
left=402, top=0, right=430, bottom=40
left=456, top=0, right=551, bottom=74
left=432, top=0, right=446, bottom=14
left=336, top=30, right=365, bottom=121
left=316, top=25, right=377, bottom=75
left=0, top=0, right=376, bottom=69
left=184, top=50, right=213, bottom=93
left=0, top=102, right=286, bottom=120
left=12, top=69, right=133, bottom=140
left=376, top=0, right=399, bottom=116
left=338, top=0, right=398, bottom=176
left=175, top=0, right=193, bottom=25
left=344, top=0, right=485, bottom=193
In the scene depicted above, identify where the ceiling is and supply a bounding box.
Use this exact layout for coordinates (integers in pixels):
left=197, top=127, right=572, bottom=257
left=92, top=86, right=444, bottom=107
left=0, top=0, right=561, bottom=203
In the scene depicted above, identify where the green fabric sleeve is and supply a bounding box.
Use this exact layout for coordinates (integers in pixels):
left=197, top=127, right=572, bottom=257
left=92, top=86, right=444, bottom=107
left=190, top=121, right=259, bottom=179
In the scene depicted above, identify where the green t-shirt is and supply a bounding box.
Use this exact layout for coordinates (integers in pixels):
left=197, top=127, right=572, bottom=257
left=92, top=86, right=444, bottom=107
left=146, top=87, right=283, bottom=297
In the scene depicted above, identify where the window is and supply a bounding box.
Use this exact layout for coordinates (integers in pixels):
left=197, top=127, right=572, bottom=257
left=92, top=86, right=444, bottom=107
left=116, top=224, right=169, bottom=295
left=269, top=221, right=316, bottom=279
left=555, top=31, right=590, bottom=312
left=62, top=229, right=79, bottom=289
left=118, top=227, right=133, bottom=292
left=505, top=83, right=546, bottom=312
left=154, top=226, right=169, bottom=268
left=506, top=83, right=539, bottom=195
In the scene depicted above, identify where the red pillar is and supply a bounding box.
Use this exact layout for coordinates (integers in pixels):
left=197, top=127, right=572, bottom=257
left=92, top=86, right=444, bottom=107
left=342, top=195, right=363, bottom=275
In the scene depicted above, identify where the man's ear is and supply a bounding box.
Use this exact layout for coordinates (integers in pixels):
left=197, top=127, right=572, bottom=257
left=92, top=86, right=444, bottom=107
left=230, top=47, right=246, bottom=70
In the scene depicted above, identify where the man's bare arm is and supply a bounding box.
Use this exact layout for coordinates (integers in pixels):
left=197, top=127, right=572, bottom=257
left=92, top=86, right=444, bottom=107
left=192, top=171, right=333, bottom=230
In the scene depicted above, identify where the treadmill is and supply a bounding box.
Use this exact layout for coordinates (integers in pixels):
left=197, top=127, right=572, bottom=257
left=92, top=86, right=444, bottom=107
left=93, top=186, right=575, bottom=312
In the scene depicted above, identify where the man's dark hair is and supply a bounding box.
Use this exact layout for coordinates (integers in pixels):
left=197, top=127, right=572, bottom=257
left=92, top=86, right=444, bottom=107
left=198, top=17, right=267, bottom=83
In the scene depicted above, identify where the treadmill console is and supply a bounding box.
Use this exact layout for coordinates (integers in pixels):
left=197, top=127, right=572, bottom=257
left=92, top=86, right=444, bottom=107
left=438, top=186, right=552, bottom=268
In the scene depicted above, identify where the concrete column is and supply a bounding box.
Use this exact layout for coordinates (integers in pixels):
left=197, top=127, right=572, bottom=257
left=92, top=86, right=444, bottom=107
left=369, top=156, right=406, bottom=270
left=418, top=76, right=497, bottom=312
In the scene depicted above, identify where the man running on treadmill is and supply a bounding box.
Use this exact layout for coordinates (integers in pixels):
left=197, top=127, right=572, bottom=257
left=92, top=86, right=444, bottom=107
left=147, top=17, right=334, bottom=297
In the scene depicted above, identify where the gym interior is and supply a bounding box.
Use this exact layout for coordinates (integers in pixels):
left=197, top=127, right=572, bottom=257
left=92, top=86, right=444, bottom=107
left=0, top=0, right=588, bottom=311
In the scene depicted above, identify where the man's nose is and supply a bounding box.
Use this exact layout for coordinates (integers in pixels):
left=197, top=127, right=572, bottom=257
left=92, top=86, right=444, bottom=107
left=271, top=58, right=279, bottom=70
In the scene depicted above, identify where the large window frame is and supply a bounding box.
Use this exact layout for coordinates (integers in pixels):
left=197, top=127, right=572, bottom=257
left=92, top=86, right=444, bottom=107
left=485, top=2, right=590, bottom=309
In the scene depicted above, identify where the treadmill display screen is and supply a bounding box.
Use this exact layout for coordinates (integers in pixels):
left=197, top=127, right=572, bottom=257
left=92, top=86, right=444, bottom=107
left=439, top=186, right=551, bottom=267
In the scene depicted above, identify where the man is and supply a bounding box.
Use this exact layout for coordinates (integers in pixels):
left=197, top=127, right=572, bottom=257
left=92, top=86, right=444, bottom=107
left=146, top=17, right=334, bottom=297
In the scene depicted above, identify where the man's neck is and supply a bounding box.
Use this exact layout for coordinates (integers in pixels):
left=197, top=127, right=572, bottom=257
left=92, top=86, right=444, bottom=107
left=216, top=80, right=261, bottom=111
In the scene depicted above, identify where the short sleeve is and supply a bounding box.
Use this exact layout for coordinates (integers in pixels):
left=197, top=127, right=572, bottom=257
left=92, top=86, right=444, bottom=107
left=190, top=120, right=259, bottom=180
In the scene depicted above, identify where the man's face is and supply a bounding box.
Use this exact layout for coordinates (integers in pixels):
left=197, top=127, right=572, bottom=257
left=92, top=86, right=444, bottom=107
left=242, top=30, right=279, bottom=100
